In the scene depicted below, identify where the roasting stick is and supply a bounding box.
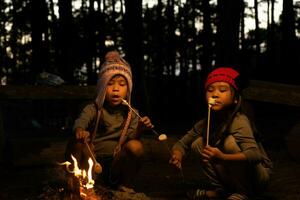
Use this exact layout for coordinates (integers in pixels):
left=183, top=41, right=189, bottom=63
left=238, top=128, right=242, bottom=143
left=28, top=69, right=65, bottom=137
left=177, top=162, right=185, bottom=183
left=121, top=99, right=167, bottom=141
left=121, top=99, right=185, bottom=182
left=84, top=141, right=102, bottom=174
left=160, top=135, right=185, bottom=181
left=206, top=97, right=216, bottom=146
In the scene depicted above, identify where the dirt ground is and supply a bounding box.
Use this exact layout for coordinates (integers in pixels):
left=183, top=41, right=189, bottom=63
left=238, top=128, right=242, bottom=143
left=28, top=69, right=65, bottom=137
left=0, top=134, right=300, bottom=200
left=0, top=102, right=300, bottom=199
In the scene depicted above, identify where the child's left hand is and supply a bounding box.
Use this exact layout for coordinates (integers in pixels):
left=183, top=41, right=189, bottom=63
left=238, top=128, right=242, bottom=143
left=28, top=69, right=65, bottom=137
left=201, top=146, right=225, bottom=163
left=138, top=116, right=154, bottom=130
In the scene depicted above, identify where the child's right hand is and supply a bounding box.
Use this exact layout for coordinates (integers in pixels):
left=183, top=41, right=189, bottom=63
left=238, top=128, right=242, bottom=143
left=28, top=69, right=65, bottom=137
left=75, top=127, right=90, bottom=142
left=169, top=150, right=183, bottom=169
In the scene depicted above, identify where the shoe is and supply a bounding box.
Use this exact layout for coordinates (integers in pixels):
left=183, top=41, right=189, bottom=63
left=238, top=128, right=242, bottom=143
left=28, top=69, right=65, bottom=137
left=117, top=185, right=136, bottom=194
left=186, top=189, right=208, bottom=200
left=227, top=193, right=249, bottom=200
left=187, top=188, right=226, bottom=200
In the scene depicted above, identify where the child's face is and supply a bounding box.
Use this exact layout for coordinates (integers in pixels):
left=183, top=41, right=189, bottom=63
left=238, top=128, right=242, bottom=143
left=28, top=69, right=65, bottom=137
left=205, top=82, right=235, bottom=111
left=105, top=75, right=128, bottom=107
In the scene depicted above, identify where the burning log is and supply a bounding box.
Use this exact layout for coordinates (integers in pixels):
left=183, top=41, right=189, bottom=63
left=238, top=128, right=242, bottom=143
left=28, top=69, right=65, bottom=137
left=53, top=155, right=150, bottom=200
left=79, top=187, right=101, bottom=200
left=38, top=184, right=113, bottom=200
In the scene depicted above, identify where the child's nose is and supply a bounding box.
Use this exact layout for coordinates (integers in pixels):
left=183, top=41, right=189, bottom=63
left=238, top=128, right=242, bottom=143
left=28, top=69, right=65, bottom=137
left=112, top=84, right=119, bottom=91
left=211, top=91, right=219, bottom=98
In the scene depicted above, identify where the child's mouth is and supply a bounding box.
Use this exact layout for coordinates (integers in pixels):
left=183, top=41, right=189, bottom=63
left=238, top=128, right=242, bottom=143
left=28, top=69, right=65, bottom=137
left=211, top=101, right=222, bottom=106
left=111, top=95, right=120, bottom=102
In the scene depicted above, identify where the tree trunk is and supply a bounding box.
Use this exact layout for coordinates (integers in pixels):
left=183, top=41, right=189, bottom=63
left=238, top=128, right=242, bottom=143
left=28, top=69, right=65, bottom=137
left=155, top=0, right=165, bottom=77
left=280, top=0, right=298, bottom=84
left=271, top=0, right=275, bottom=25
left=123, top=0, right=147, bottom=109
left=267, top=0, right=270, bottom=27
left=31, top=0, right=48, bottom=80
left=216, top=0, right=242, bottom=66
left=240, top=0, right=245, bottom=51
left=58, top=0, right=75, bottom=83
left=111, top=0, right=117, bottom=42
left=49, top=0, right=59, bottom=73
left=180, top=6, right=188, bottom=79
left=166, top=0, right=176, bottom=77
left=254, top=0, right=261, bottom=53
left=94, top=0, right=106, bottom=60
left=10, top=0, right=18, bottom=77
left=201, top=0, right=213, bottom=75
left=87, top=0, right=97, bottom=84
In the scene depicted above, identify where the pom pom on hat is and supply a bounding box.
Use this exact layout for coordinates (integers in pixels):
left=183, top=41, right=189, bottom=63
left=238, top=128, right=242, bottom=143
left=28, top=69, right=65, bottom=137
left=205, top=67, right=240, bottom=90
left=105, top=51, right=122, bottom=62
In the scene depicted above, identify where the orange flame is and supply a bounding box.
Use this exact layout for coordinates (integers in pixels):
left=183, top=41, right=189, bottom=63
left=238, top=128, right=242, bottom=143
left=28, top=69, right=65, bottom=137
left=59, top=155, right=95, bottom=190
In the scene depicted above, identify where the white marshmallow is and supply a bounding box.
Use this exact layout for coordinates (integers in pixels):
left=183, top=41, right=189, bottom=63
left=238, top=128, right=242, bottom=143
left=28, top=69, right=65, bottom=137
left=208, top=97, right=216, bottom=105
left=158, top=134, right=168, bottom=141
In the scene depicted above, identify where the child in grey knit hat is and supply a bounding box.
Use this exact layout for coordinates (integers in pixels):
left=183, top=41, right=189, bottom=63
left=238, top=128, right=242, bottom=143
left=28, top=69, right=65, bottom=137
left=65, top=50, right=153, bottom=193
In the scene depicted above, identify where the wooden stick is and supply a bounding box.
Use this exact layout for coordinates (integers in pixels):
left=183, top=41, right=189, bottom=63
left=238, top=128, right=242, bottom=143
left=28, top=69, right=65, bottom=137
left=84, top=141, right=97, bottom=164
left=84, top=141, right=102, bottom=173
left=121, top=99, right=167, bottom=140
left=206, top=98, right=216, bottom=146
left=206, top=105, right=211, bottom=146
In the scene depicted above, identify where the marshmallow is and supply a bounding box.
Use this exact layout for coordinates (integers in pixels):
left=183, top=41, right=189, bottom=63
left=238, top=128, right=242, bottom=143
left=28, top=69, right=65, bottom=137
left=208, top=97, right=216, bottom=105
left=158, top=134, right=168, bottom=141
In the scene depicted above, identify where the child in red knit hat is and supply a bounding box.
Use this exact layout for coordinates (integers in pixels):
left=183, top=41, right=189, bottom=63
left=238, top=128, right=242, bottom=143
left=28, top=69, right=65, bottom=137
left=65, top=50, right=153, bottom=193
left=169, top=67, right=272, bottom=200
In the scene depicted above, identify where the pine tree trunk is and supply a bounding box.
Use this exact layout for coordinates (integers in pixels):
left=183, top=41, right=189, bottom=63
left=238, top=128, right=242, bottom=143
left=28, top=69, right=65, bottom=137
left=254, top=0, right=261, bottom=53
left=31, top=0, right=48, bottom=79
left=281, top=0, right=298, bottom=84
left=215, top=0, right=242, bottom=66
left=123, top=0, right=148, bottom=109
left=166, top=0, right=176, bottom=77
left=58, top=0, right=75, bottom=83
left=202, top=0, right=213, bottom=74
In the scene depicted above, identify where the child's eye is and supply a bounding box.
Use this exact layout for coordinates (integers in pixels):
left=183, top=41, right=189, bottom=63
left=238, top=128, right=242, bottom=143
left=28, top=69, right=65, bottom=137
left=207, top=86, right=214, bottom=92
left=119, top=81, right=127, bottom=86
left=108, top=81, right=114, bottom=85
left=219, top=86, right=229, bottom=92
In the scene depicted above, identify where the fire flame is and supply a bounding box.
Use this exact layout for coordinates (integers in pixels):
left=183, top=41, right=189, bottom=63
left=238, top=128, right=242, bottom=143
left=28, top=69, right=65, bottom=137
left=59, top=155, right=95, bottom=190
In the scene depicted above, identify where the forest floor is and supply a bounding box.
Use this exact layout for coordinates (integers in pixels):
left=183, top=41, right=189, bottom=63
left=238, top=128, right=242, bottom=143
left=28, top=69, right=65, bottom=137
left=0, top=101, right=300, bottom=199
left=0, top=134, right=300, bottom=200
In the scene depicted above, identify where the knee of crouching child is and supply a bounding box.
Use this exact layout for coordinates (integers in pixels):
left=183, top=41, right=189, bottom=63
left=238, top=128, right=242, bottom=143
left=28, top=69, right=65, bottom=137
left=124, top=140, right=144, bottom=157
left=191, top=137, right=204, bottom=155
left=223, top=135, right=241, bottom=154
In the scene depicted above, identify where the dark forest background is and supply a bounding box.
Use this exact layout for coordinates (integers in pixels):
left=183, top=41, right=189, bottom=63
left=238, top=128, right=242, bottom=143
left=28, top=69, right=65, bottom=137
left=1, top=2, right=300, bottom=198
left=1, top=0, right=300, bottom=130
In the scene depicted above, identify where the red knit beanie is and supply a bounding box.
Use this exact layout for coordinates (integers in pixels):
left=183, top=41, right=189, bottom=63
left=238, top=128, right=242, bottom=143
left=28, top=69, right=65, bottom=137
left=205, top=67, right=240, bottom=90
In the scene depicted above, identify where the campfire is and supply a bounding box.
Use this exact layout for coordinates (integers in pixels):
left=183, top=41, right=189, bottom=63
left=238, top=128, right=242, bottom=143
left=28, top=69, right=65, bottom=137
left=59, top=155, right=101, bottom=200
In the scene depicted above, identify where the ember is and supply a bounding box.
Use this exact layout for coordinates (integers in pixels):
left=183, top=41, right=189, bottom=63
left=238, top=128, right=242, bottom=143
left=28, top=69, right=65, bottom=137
left=38, top=184, right=113, bottom=200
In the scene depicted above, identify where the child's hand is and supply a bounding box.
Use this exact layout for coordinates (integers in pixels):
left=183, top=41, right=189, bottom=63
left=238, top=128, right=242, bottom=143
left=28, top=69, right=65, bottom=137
left=169, top=150, right=183, bottom=169
left=75, top=127, right=90, bottom=142
left=138, top=116, right=154, bottom=130
left=201, top=146, right=224, bottom=163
